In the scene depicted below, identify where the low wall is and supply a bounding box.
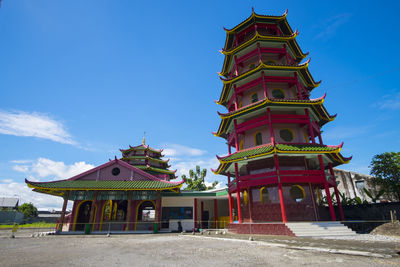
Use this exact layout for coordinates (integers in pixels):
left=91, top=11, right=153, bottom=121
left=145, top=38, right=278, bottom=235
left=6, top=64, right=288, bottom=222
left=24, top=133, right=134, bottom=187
left=319, top=202, right=400, bottom=233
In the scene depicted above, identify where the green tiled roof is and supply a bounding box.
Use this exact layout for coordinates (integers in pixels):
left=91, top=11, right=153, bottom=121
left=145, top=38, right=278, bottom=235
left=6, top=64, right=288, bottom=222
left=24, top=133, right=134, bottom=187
left=26, top=180, right=182, bottom=190
left=135, top=165, right=176, bottom=175
left=219, top=143, right=340, bottom=162
left=122, top=156, right=169, bottom=164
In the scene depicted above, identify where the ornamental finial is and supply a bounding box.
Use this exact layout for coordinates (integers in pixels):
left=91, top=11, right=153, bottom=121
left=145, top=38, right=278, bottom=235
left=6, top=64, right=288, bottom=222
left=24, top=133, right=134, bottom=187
left=142, top=131, right=146, bottom=145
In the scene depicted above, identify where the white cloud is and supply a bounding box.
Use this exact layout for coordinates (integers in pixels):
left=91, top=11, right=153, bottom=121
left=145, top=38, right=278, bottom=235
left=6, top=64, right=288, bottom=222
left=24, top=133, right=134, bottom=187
left=314, top=13, right=352, bottom=41
left=0, top=110, right=76, bottom=145
left=323, top=125, right=373, bottom=141
left=163, top=143, right=206, bottom=157
left=12, top=158, right=94, bottom=180
left=0, top=181, right=70, bottom=210
left=376, top=92, right=400, bottom=110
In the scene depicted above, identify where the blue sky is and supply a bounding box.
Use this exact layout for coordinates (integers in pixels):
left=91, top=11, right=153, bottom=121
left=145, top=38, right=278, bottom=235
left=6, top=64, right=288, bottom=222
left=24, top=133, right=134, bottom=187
left=0, top=1, right=399, bottom=209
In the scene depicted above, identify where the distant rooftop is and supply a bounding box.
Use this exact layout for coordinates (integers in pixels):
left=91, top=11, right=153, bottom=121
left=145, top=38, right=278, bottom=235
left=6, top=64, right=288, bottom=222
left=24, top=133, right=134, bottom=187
left=0, top=197, right=19, bottom=208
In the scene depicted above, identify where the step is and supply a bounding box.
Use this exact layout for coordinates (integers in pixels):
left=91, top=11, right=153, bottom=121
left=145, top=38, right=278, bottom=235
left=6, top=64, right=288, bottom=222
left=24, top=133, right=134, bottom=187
left=286, top=222, right=357, bottom=237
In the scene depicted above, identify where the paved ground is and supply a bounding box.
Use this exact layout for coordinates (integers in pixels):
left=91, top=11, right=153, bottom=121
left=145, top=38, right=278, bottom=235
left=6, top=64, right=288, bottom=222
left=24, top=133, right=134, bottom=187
left=1, top=231, right=400, bottom=266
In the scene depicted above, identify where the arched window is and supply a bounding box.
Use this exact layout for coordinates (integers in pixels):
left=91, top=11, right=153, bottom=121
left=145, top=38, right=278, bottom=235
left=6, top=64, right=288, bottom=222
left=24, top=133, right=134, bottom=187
left=239, top=140, right=243, bottom=150
left=290, top=185, right=305, bottom=202
left=238, top=101, right=242, bottom=108
left=272, top=89, right=285, bottom=99
left=260, top=187, right=270, bottom=204
left=279, top=128, right=294, bottom=142
left=254, top=132, right=262, bottom=146
left=251, top=93, right=258, bottom=103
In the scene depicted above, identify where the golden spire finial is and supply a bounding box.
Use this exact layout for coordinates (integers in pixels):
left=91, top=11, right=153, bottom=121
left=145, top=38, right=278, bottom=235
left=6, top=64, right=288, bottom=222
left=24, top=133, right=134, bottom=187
left=142, top=131, right=146, bottom=145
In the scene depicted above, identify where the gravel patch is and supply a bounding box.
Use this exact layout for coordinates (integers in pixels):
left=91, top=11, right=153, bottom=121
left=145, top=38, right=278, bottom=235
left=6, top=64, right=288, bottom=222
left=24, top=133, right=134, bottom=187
left=315, top=234, right=400, bottom=242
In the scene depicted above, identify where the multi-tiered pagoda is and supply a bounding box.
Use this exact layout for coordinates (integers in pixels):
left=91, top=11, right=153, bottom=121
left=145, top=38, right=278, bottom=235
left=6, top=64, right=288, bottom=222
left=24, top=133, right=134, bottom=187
left=120, top=139, right=177, bottom=181
left=212, top=10, right=351, bottom=227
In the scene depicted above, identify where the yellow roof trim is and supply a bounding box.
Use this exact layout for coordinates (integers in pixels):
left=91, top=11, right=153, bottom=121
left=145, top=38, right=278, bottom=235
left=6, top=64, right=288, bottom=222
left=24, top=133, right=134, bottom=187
left=224, top=11, right=287, bottom=34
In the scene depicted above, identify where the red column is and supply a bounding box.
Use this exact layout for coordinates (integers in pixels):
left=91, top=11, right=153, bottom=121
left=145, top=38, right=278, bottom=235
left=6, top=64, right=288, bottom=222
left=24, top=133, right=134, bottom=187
left=228, top=172, right=233, bottom=223
left=334, top=186, right=344, bottom=221
left=329, top=163, right=344, bottom=221
left=283, top=44, right=289, bottom=65
left=319, top=155, right=336, bottom=221
left=58, top=191, right=69, bottom=232
left=234, top=85, right=238, bottom=110
left=234, top=56, right=238, bottom=76
left=235, top=163, right=242, bottom=223
left=234, top=119, right=239, bottom=151
left=325, top=183, right=336, bottom=221
left=214, top=199, right=218, bottom=228
left=267, top=108, right=275, bottom=144
left=274, top=154, right=287, bottom=223
left=194, top=198, right=198, bottom=229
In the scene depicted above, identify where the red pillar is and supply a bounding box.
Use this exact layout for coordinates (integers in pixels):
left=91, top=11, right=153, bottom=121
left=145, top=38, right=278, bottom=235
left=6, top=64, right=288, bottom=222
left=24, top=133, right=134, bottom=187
left=334, top=186, right=344, bottom=221
left=262, top=71, right=268, bottom=98
left=194, top=198, right=198, bottom=229
left=274, top=154, right=287, bottom=223
left=325, top=183, right=336, bottom=221
left=257, top=42, right=262, bottom=64
left=214, top=199, right=218, bottom=228
left=235, top=163, right=242, bottom=223
left=227, top=172, right=233, bottom=223
left=319, top=155, right=336, bottom=221
left=234, top=119, right=239, bottom=151
left=58, top=191, right=69, bottom=232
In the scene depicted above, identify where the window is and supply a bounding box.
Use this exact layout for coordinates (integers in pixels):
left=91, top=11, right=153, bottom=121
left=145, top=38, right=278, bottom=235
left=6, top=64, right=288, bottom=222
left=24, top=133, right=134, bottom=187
left=251, top=93, right=258, bottom=103
left=112, top=167, right=120, bottom=176
left=260, top=187, right=270, bottom=204
left=239, top=140, right=243, bottom=150
left=238, top=101, right=242, bottom=108
left=279, top=128, right=294, bottom=142
left=255, top=132, right=262, bottom=146
left=290, top=185, right=305, bottom=202
left=243, top=190, right=248, bottom=205
left=272, top=89, right=285, bottom=99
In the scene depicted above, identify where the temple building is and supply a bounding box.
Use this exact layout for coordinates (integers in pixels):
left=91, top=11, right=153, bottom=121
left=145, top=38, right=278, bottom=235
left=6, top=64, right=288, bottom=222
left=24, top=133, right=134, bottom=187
left=26, top=141, right=185, bottom=232
left=25, top=141, right=230, bottom=233
left=212, top=9, right=351, bottom=233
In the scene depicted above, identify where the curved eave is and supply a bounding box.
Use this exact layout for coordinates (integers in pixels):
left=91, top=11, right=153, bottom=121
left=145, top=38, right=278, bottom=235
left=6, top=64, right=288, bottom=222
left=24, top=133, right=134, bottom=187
left=134, top=165, right=177, bottom=175
left=220, top=35, right=309, bottom=78
left=214, top=97, right=334, bottom=137
left=217, top=62, right=319, bottom=106
left=212, top=144, right=351, bottom=175
left=122, top=156, right=169, bottom=164
left=25, top=179, right=184, bottom=194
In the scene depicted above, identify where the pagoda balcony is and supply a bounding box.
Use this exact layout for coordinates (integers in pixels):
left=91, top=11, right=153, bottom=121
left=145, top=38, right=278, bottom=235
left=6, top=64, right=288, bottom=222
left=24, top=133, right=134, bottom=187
left=228, top=169, right=335, bottom=193
left=232, top=23, right=282, bottom=49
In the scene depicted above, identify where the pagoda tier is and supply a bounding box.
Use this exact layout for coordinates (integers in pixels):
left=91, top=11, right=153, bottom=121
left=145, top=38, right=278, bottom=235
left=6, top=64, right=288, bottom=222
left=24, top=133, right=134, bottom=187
left=120, top=143, right=177, bottom=181
left=213, top=10, right=351, bottom=224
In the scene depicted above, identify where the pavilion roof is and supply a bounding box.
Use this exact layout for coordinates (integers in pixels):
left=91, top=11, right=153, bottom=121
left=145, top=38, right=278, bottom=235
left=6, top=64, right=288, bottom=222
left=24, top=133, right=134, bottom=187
left=120, top=144, right=163, bottom=154
left=121, top=155, right=170, bottom=164
left=214, top=95, right=335, bottom=138
left=212, top=143, right=351, bottom=175
left=26, top=179, right=183, bottom=191
left=222, top=10, right=300, bottom=51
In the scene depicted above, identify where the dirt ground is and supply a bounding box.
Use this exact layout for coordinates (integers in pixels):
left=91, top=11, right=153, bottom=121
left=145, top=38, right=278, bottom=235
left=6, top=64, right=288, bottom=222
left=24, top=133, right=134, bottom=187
left=371, top=222, right=400, bottom=237
left=1, top=233, right=400, bottom=267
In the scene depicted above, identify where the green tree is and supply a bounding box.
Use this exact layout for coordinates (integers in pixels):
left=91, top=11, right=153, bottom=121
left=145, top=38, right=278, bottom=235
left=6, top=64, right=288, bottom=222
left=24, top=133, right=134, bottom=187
left=182, top=165, right=218, bottom=191
left=370, top=152, right=400, bottom=201
left=18, top=203, right=38, bottom=218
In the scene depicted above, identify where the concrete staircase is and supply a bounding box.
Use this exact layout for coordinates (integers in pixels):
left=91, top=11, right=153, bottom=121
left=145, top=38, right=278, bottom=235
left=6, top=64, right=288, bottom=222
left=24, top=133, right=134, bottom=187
left=285, top=222, right=357, bottom=237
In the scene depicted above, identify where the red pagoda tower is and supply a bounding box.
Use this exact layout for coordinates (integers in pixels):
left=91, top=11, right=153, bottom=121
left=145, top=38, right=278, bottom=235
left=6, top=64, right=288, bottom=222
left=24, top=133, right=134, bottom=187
left=212, top=10, right=351, bottom=228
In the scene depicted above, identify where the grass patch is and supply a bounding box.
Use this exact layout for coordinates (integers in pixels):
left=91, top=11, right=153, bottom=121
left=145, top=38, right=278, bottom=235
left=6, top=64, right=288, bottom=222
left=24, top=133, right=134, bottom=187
left=0, top=222, right=56, bottom=228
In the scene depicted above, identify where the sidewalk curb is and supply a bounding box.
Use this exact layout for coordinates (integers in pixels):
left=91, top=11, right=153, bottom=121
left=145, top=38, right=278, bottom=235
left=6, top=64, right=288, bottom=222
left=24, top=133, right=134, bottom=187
left=182, top=235, right=393, bottom=258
